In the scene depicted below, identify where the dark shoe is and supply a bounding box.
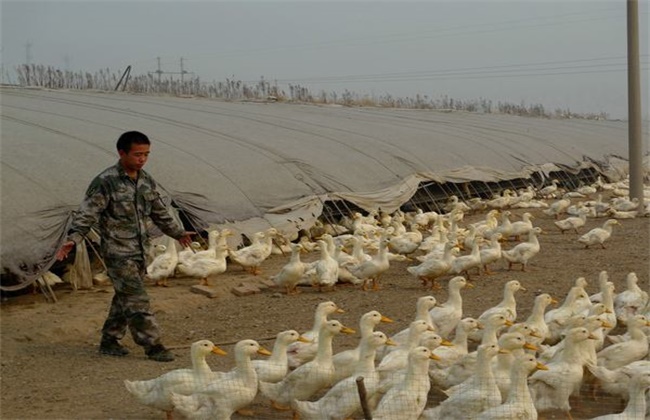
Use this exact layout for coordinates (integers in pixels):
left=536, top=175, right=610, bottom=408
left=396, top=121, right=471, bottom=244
left=99, top=338, right=129, bottom=357
left=146, top=344, right=175, bottom=362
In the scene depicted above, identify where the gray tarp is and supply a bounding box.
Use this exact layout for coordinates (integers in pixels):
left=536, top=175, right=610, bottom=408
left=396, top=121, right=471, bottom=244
left=1, top=87, right=646, bottom=288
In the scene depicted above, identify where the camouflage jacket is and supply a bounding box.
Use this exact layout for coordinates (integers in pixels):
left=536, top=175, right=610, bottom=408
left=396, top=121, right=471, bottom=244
left=67, top=162, right=185, bottom=259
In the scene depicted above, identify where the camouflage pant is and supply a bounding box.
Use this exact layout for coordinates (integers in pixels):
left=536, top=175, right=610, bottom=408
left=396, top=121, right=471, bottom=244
left=101, top=257, right=162, bottom=348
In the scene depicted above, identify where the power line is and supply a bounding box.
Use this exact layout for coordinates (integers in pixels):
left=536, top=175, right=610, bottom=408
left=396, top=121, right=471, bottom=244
left=239, top=56, right=649, bottom=85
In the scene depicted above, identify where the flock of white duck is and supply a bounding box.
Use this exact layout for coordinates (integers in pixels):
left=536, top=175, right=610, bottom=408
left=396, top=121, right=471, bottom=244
left=146, top=175, right=645, bottom=294
left=128, top=175, right=650, bottom=419
left=124, top=273, right=650, bottom=420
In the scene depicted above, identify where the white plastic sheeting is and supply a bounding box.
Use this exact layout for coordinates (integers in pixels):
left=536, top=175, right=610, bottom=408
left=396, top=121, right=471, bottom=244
left=0, top=87, right=644, bottom=288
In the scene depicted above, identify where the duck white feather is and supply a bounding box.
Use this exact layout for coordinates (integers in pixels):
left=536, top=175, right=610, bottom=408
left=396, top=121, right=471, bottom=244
left=502, top=227, right=542, bottom=272
left=589, top=370, right=650, bottom=420
left=286, top=301, right=344, bottom=369
left=331, top=310, right=393, bottom=383
left=124, top=340, right=226, bottom=419
left=423, top=344, right=503, bottom=420
left=476, top=354, right=547, bottom=420
left=291, top=331, right=391, bottom=420
left=259, top=320, right=355, bottom=409
left=577, top=219, right=620, bottom=249
left=269, top=243, right=306, bottom=295
left=228, top=228, right=278, bottom=275
left=146, top=236, right=179, bottom=287
left=596, top=314, right=650, bottom=370
left=528, top=327, right=595, bottom=415
left=170, top=339, right=270, bottom=420
left=429, top=276, right=472, bottom=338
left=252, top=330, right=308, bottom=384
left=614, top=272, right=649, bottom=324
left=373, top=346, right=437, bottom=420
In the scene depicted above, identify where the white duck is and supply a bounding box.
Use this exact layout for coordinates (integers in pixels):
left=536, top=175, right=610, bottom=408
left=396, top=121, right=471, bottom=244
left=492, top=332, right=540, bottom=403
left=176, top=242, right=229, bottom=286
left=332, top=310, right=393, bottom=382
left=388, top=222, right=423, bottom=255
left=146, top=236, right=179, bottom=287
left=595, top=314, right=650, bottom=370
left=479, top=233, right=502, bottom=275
left=448, top=239, right=482, bottom=280
left=485, top=210, right=514, bottom=241
left=429, top=276, right=472, bottom=338
left=587, top=360, right=650, bottom=401
left=554, top=208, right=589, bottom=234
left=407, top=241, right=459, bottom=290
left=227, top=227, right=278, bottom=275
left=423, top=344, right=503, bottom=420
left=537, top=179, right=560, bottom=198
left=472, top=280, right=525, bottom=342
left=434, top=314, right=513, bottom=389
left=376, top=320, right=433, bottom=377
left=577, top=219, right=620, bottom=249
left=124, top=339, right=227, bottom=420
left=347, top=238, right=390, bottom=291
left=589, top=270, right=611, bottom=304
left=386, top=296, right=437, bottom=349
left=177, top=241, right=203, bottom=268
left=252, top=330, right=308, bottom=384
left=502, top=227, right=542, bottom=272
left=476, top=354, right=548, bottom=420
left=430, top=317, right=482, bottom=370
left=259, top=320, right=355, bottom=410
left=524, top=293, right=557, bottom=348
left=170, top=339, right=271, bottom=420
left=180, top=229, right=220, bottom=262
left=614, top=272, right=649, bottom=324
left=544, top=286, right=591, bottom=345
left=528, top=327, right=596, bottom=417
left=542, top=197, right=571, bottom=219
left=374, top=331, right=447, bottom=399
left=589, top=370, right=650, bottom=420
left=373, top=346, right=438, bottom=420
left=307, top=239, right=339, bottom=291
left=286, top=301, right=344, bottom=369
left=269, top=243, right=306, bottom=295
left=291, top=331, right=392, bottom=420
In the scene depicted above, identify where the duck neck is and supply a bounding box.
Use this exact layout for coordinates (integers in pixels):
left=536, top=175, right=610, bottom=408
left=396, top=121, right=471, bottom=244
left=269, top=340, right=290, bottom=365
left=452, top=325, right=470, bottom=351
left=601, top=287, right=615, bottom=311
left=314, top=330, right=335, bottom=363
left=506, top=365, right=533, bottom=405
left=355, top=345, right=378, bottom=376
left=527, top=299, right=548, bottom=324
left=416, top=305, right=434, bottom=328
left=359, top=320, right=377, bottom=339
left=628, top=323, right=646, bottom=342
left=446, top=284, right=463, bottom=309
left=191, top=351, right=212, bottom=374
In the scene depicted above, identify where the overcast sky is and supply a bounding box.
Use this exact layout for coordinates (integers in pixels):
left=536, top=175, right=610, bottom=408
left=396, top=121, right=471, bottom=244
left=1, top=0, right=648, bottom=119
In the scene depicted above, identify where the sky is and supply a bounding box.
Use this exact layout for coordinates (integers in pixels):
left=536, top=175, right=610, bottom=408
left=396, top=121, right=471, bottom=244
left=1, top=0, right=648, bottom=119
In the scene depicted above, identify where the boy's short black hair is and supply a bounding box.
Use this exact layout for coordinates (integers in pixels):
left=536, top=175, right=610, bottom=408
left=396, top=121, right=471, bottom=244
left=116, top=131, right=150, bottom=153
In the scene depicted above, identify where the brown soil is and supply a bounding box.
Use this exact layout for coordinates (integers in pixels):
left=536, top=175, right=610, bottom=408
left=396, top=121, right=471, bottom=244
left=1, top=202, right=648, bottom=420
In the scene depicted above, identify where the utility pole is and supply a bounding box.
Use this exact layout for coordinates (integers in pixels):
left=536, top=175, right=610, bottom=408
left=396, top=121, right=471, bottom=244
left=180, top=57, right=187, bottom=83
left=25, top=41, right=32, bottom=65
left=156, top=57, right=163, bottom=84
left=626, top=0, right=644, bottom=205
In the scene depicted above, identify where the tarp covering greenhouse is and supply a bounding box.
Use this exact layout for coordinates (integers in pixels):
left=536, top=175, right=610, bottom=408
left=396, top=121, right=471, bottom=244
left=0, top=87, right=645, bottom=289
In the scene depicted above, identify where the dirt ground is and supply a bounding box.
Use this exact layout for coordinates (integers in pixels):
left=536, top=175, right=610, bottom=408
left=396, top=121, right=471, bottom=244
left=1, top=200, right=648, bottom=420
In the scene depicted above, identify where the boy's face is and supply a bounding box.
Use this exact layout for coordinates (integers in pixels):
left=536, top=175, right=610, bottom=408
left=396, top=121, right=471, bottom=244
left=119, top=143, right=150, bottom=173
